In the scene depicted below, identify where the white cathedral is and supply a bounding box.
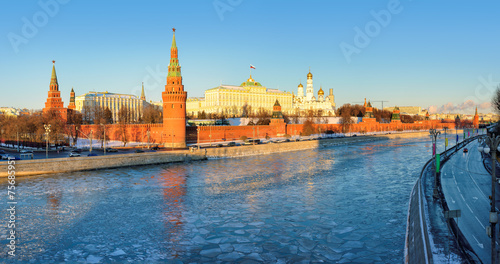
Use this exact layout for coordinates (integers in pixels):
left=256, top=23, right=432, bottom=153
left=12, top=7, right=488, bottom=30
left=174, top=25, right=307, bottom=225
left=292, top=70, right=336, bottom=116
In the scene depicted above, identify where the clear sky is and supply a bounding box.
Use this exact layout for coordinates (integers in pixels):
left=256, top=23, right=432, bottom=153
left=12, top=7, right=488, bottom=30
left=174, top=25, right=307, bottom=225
left=1, top=0, right=499, bottom=115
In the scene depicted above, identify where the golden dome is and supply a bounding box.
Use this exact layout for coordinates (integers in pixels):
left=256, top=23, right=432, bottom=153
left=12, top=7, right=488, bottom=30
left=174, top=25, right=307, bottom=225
left=307, top=71, right=313, bottom=79
left=298, top=83, right=303, bottom=88
left=318, top=86, right=324, bottom=96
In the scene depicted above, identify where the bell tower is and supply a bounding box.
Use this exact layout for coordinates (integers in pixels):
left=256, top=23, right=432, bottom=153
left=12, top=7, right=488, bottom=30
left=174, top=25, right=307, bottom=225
left=162, top=28, right=187, bottom=148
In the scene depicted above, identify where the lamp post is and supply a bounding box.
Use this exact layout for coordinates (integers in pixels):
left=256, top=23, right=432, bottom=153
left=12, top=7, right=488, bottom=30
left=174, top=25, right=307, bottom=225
left=443, top=127, right=448, bottom=152
left=44, top=124, right=51, bottom=159
left=101, top=124, right=106, bottom=155
left=478, top=134, right=500, bottom=264
left=429, top=129, right=441, bottom=198
left=76, top=127, right=93, bottom=153
left=197, top=126, right=200, bottom=150
left=146, top=130, right=150, bottom=149
left=16, top=125, right=19, bottom=152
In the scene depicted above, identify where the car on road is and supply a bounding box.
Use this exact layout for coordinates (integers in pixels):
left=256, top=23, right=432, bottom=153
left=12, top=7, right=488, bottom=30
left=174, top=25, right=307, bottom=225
left=463, top=148, right=468, bottom=153
left=134, top=149, right=144, bottom=153
left=87, top=153, right=98, bottom=156
left=20, top=150, right=33, bottom=154
left=71, top=148, right=82, bottom=153
left=3, top=154, right=21, bottom=160
left=216, top=144, right=223, bottom=148
left=69, top=152, right=81, bottom=157
left=228, top=142, right=236, bottom=147
left=105, top=148, right=118, bottom=152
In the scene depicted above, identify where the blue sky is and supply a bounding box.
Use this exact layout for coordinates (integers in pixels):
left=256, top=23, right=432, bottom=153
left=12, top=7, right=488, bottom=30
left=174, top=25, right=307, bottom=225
left=1, top=0, right=500, bottom=114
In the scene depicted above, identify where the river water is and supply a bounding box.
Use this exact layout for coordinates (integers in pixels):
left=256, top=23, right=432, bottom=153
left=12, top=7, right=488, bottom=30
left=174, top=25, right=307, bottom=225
left=0, top=135, right=453, bottom=263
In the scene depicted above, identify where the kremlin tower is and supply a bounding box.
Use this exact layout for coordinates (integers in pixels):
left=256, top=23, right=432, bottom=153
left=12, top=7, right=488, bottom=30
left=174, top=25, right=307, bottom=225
left=43, top=61, right=68, bottom=120
left=162, top=28, right=187, bottom=148
left=68, top=87, right=76, bottom=110
left=473, top=106, right=479, bottom=129
left=140, top=82, right=146, bottom=101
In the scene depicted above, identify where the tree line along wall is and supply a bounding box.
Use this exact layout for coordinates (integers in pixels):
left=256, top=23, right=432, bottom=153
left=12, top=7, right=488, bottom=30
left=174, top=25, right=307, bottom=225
left=77, top=124, right=164, bottom=145
left=75, top=120, right=455, bottom=146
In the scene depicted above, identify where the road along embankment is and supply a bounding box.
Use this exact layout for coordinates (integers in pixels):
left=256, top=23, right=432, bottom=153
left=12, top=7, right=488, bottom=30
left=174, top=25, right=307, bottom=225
left=204, top=135, right=386, bottom=158
left=0, top=150, right=206, bottom=177
left=405, top=135, right=479, bottom=263
left=205, top=131, right=436, bottom=158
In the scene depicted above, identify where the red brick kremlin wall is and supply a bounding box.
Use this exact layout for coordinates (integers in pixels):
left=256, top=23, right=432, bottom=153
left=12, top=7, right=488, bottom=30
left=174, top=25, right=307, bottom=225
left=77, top=120, right=454, bottom=146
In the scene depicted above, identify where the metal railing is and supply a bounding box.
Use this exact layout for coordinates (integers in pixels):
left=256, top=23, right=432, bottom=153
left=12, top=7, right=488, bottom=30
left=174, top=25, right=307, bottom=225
left=405, top=135, right=481, bottom=263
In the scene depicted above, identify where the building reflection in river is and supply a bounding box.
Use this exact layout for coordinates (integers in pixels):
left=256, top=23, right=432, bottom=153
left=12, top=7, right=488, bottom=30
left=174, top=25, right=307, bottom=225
left=158, top=166, right=187, bottom=258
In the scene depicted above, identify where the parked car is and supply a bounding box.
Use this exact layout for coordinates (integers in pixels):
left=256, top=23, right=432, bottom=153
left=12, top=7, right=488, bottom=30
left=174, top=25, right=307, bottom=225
left=216, top=144, right=223, bottom=148
left=3, top=154, right=21, bottom=160
left=71, top=148, right=82, bottom=153
left=87, top=153, right=98, bottom=156
left=69, top=152, right=81, bottom=157
left=106, top=148, right=118, bottom=152
left=20, top=150, right=33, bottom=154
left=228, top=142, right=236, bottom=147
left=151, top=146, right=160, bottom=150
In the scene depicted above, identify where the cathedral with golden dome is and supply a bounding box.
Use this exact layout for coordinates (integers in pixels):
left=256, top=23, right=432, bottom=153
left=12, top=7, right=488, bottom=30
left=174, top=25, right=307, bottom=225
left=292, top=70, right=336, bottom=116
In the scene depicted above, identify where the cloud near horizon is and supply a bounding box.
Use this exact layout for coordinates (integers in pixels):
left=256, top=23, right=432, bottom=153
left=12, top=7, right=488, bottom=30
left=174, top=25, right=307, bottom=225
left=428, top=100, right=491, bottom=114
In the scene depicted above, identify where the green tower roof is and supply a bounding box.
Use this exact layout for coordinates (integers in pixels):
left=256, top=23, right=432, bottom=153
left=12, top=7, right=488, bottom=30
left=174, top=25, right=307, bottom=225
left=50, top=61, right=58, bottom=86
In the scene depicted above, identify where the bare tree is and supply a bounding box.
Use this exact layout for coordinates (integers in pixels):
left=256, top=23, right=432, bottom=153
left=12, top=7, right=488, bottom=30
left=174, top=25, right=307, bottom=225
left=340, top=109, right=354, bottom=133
left=142, top=104, right=162, bottom=124
left=492, top=84, right=500, bottom=114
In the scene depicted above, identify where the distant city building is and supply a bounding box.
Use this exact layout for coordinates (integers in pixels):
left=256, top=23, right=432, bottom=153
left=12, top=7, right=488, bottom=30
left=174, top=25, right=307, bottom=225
left=0, top=107, right=29, bottom=116
left=383, top=106, right=423, bottom=116
left=292, top=70, right=335, bottom=116
left=75, top=90, right=148, bottom=123
left=186, top=75, right=293, bottom=117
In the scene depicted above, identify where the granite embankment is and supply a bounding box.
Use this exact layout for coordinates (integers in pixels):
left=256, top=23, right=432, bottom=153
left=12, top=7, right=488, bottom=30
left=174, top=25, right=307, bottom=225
left=0, top=151, right=206, bottom=177
left=0, top=131, right=434, bottom=177
left=205, top=131, right=433, bottom=158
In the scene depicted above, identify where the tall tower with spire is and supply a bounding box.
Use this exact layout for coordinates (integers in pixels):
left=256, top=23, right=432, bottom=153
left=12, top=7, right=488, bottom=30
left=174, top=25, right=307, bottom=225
left=162, top=28, right=187, bottom=148
left=140, top=82, right=146, bottom=101
left=306, top=69, right=314, bottom=101
left=43, top=61, right=67, bottom=120
left=473, top=106, right=479, bottom=128
left=68, top=87, right=76, bottom=110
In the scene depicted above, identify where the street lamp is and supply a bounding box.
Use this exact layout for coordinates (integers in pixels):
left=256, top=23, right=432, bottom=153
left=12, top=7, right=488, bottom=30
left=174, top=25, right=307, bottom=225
left=76, top=127, right=93, bottom=153
left=429, top=129, right=441, bottom=199
left=478, top=134, right=500, bottom=264
left=197, top=126, right=200, bottom=150
left=443, top=127, right=448, bottom=152
left=101, top=124, right=106, bottom=155
left=44, top=124, right=51, bottom=159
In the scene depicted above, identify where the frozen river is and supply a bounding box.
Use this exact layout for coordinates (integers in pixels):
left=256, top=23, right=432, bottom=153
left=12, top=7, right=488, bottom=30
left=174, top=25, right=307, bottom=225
left=0, top=135, right=451, bottom=263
